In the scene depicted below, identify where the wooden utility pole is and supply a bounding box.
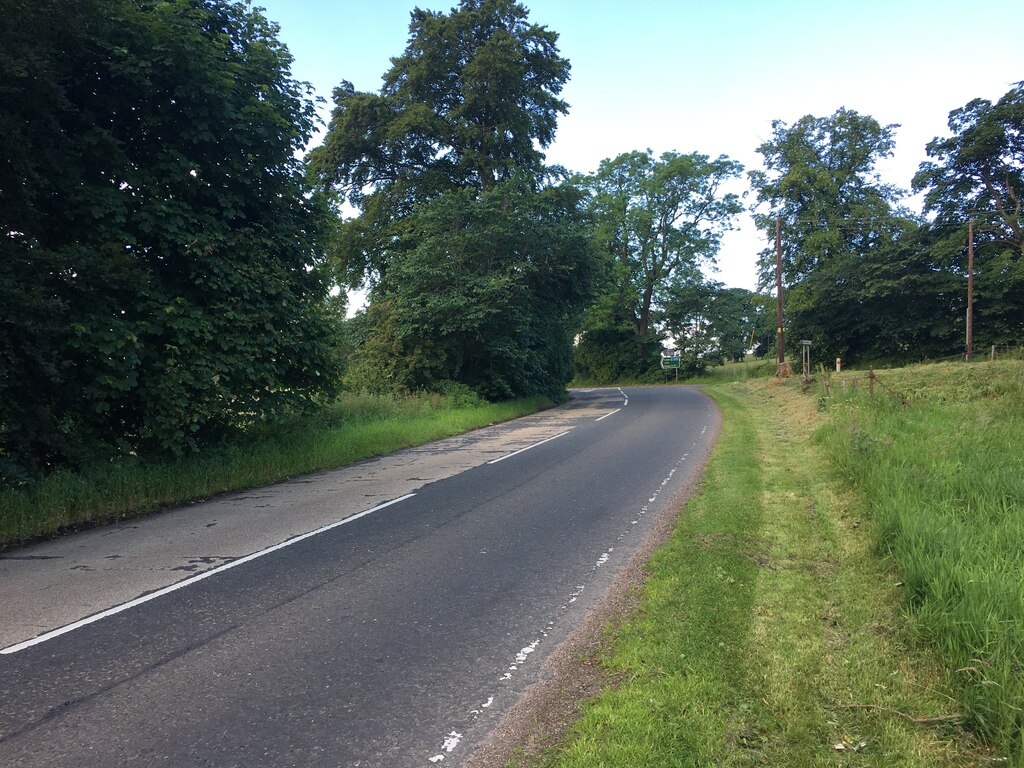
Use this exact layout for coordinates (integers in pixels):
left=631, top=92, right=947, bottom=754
left=966, top=218, right=974, bottom=362
left=774, top=217, right=791, bottom=377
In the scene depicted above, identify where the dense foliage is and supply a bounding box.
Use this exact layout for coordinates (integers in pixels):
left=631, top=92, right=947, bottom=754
left=0, top=0, right=341, bottom=479
left=746, top=110, right=949, bottom=364
left=574, top=150, right=743, bottom=382
left=311, top=0, right=593, bottom=400
left=740, top=90, right=1023, bottom=368
left=662, top=283, right=771, bottom=366
left=343, top=180, right=596, bottom=399
left=914, top=82, right=1024, bottom=347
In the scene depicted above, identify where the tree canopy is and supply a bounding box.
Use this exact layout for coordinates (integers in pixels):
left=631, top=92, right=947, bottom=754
left=343, top=180, right=596, bottom=400
left=747, top=108, right=943, bottom=362
left=913, top=82, right=1024, bottom=346
left=308, top=0, right=570, bottom=287
left=0, top=0, right=341, bottom=478
left=573, top=150, right=743, bottom=381
left=749, top=108, right=905, bottom=287
left=914, top=82, right=1024, bottom=258
left=310, top=0, right=593, bottom=400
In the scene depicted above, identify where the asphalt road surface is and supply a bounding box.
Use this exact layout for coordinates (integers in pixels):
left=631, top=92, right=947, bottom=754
left=0, top=386, right=717, bottom=767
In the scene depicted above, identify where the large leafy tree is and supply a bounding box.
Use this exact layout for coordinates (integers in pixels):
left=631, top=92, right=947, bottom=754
left=749, top=108, right=927, bottom=362
left=343, top=180, right=596, bottom=399
left=663, top=284, right=769, bottom=365
left=0, top=0, right=340, bottom=477
left=308, top=0, right=570, bottom=287
left=913, top=83, right=1024, bottom=345
left=310, top=0, right=593, bottom=400
left=575, top=150, right=743, bottom=379
left=749, top=108, right=904, bottom=285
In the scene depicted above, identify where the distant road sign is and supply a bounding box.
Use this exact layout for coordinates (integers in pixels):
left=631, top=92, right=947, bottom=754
left=661, top=355, right=681, bottom=369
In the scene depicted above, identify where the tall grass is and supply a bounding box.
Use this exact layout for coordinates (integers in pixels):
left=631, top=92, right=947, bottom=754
left=818, top=360, right=1024, bottom=761
left=0, top=392, right=554, bottom=550
left=525, top=378, right=973, bottom=767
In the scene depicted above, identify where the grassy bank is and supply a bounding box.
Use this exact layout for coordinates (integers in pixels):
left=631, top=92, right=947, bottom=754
left=819, top=360, right=1024, bottom=761
left=0, top=392, right=554, bottom=550
left=519, top=374, right=990, bottom=767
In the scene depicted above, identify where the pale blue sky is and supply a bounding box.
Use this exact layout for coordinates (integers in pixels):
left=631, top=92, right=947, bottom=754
left=255, top=0, right=1022, bottom=290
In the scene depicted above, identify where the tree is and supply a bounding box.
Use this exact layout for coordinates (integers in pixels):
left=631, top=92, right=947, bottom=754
left=913, top=83, right=1024, bottom=345
left=0, top=0, right=340, bottom=478
left=576, top=150, right=743, bottom=378
left=308, top=0, right=570, bottom=287
left=748, top=108, right=920, bottom=362
left=343, top=180, right=596, bottom=399
left=749, top=108, right=904, bottom=286
left=661, top=281, right=768, bottom=367
left=309, top=0, right=591, bottom=400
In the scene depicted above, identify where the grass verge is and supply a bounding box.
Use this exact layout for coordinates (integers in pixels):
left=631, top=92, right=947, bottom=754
left=0, top=392, right=554, bottom=551
left=818, top=360, right=1024, bottom=762
left=516, top=377, right=986, bottom=767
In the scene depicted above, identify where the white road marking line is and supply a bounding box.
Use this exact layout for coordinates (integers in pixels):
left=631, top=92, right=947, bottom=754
left=426, top=415, right=713, bottom=764
left=429, top=730, right=461, bottom=762
left=0, top=494, right=417, bottom=656
left=486, top=431, right=570, bottom=465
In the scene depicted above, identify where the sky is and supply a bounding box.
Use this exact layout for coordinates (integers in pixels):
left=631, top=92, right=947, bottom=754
left=253, top=0, right=1022, bottom=293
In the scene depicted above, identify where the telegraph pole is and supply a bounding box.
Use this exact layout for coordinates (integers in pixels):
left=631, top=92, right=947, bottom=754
left=966, top=218, right=974, bottom=362
left=775, top=217, right=791, bottom=376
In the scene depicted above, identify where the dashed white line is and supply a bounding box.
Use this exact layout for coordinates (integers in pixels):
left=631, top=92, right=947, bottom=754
left=429, top=731, right=464, bottom=762
left=424, top=417, right=712, bottom=765
left=0, top=494, right=417, bottom=656
left=487, top=431, right=571, bottom=464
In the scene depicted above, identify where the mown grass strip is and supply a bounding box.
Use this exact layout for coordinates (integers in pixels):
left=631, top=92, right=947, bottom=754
left=0, top=393, right=553, bottom=550
left=520, top=379, right=981, bottom=768
left=537, top=386, right=761, bottom=766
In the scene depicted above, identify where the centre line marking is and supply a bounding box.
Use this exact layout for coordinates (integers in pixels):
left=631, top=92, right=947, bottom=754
left=487, top=431, right=570, bottom=464
left=595, top=408, right=621, bottom=422
left=1, top=494, right=417, bottom=656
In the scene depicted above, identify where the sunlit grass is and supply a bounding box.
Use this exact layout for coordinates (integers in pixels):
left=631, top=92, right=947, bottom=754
left=523, top=378, right=975, bottom=768
left=818, top=360, right=1024, bottom=760
left=0, top=392, right=554, bottom=549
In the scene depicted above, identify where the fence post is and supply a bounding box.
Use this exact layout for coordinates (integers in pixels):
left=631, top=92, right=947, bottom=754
left=868, top=369, right=875, bottom=397
left=992, top=345, right=996, bottom=361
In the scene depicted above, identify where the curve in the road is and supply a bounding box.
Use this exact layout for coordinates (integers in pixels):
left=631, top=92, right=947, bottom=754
left=0, top=386, right=718, bottom=768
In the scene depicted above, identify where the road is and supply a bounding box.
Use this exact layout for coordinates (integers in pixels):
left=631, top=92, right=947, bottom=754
left=0, top=386, right=717, bottom=767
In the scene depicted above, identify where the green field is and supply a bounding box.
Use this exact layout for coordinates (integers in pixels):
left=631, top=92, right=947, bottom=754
left=518, top=360, right=1023, bottom=767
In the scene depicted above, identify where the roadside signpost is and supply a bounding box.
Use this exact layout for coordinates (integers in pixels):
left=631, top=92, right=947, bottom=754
left=661, top=350, right=681, bottom=381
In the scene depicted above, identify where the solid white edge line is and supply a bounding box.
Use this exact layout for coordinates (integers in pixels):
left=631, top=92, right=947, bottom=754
left=487, top=430, right=570, bottom=465
left=0, top=493, right=417, bottom=656
left=595, top=408, right=621, bottom=422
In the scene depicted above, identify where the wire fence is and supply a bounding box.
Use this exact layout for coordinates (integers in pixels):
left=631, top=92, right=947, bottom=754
left=810, top=345, right=1023, bottom=408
